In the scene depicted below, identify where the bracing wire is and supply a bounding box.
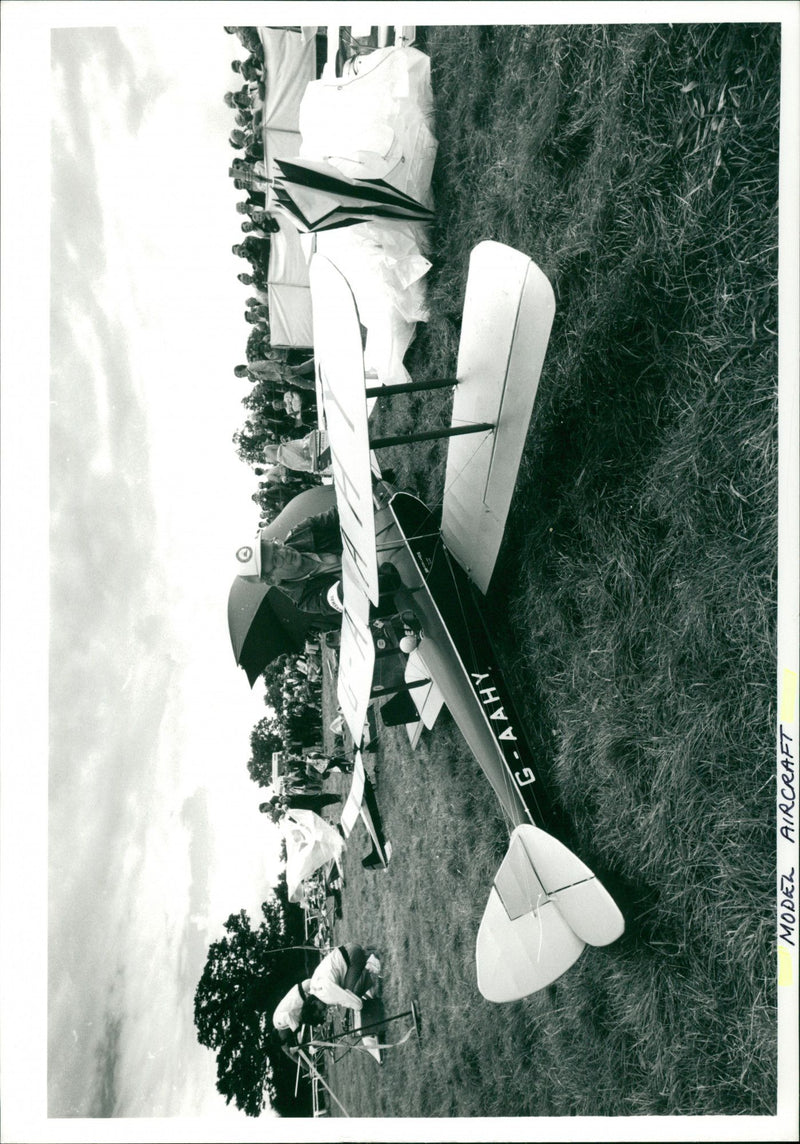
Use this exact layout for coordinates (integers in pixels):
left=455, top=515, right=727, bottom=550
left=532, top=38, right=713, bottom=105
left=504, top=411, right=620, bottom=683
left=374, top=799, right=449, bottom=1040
left=294, top=1047, right=351, bottom=1117
left=534, top=891, right=546, bottom=963
left=382, top=375, right=495, bottom=541
left=438, top=426, right=494, bottom=510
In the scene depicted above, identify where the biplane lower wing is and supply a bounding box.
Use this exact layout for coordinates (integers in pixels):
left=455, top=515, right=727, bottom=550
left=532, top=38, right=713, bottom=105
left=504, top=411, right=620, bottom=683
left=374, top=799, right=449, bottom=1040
left=441, top=241, right=556, bottom=594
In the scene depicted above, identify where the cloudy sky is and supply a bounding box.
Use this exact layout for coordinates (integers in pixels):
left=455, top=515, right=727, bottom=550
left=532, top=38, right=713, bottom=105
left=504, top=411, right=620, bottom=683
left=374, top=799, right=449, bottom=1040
left=3, top=2, right=796, bottom=1142
left=5, top=11, right=295, bottom=1130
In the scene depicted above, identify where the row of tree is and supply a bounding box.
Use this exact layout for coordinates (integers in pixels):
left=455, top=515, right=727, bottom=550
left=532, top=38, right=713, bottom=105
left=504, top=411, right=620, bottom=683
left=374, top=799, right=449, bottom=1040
left=193, top=884, right=314, bottom=1116
left=193, top=30, right=332, bottom=1117
left=192, top=648, right=330, bottom=1115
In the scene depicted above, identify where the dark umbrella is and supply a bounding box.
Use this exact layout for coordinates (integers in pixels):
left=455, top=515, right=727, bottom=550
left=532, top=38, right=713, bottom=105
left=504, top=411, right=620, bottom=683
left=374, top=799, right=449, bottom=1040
left=273, top=156, right=433, bottom=233
left=228, top=485, right=337, bottom=686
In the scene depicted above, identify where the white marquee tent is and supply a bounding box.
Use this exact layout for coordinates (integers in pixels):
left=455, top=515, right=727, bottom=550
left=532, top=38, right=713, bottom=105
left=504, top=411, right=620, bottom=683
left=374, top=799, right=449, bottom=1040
left=258, top=26, right=317, bottom=348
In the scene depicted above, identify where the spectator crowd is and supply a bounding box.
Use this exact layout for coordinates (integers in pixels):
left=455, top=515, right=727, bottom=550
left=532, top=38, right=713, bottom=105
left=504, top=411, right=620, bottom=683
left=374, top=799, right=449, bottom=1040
left=224, top=26, right=327, bottom=525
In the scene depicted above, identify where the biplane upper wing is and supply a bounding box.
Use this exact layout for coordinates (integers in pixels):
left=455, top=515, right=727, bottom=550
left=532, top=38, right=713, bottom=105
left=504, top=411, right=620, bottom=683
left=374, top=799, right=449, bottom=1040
left=309, top=254, right=379, bottom=747
left=309, top=253, right=394, bottom=867
left=310, top=254, right=380, bottom=606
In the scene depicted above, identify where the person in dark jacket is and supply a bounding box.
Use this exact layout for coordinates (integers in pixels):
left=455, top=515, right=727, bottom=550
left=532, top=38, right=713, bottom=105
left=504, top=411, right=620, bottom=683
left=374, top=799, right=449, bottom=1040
left=259, top=791, right=341, bottom=819
left=237, top=505, right=343, bottom=617
left=235, top=505, right=402, bottom=619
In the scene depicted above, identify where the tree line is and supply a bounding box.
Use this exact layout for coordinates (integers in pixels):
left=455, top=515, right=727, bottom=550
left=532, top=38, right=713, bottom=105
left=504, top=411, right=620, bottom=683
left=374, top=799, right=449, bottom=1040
left=193, top=883, right=314, bottom=1116
left=195, top=28, right=333, bottom=1117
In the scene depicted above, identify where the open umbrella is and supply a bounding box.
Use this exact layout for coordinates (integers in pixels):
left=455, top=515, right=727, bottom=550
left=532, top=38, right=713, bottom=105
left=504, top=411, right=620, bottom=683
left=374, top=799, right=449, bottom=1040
left=228, top=581, right=312, bottom=686
left=273, top=156, right=433, bottom=232
left=228, top=485, right=337, bottom=685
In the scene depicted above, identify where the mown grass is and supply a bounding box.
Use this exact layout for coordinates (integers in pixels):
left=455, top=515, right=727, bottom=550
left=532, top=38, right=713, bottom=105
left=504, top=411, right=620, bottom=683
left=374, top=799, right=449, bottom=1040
left=324, top=23, right=779, bottom=1118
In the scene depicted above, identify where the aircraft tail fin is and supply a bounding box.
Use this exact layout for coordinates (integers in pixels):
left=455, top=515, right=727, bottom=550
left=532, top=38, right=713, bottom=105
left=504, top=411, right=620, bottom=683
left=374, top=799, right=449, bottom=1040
left=476, top=825, right=624, bottom=1002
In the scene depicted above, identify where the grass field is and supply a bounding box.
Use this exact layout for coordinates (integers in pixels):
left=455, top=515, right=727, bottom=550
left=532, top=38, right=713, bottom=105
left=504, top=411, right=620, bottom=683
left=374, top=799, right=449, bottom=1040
left=322, top=23, right=780, bottom=1118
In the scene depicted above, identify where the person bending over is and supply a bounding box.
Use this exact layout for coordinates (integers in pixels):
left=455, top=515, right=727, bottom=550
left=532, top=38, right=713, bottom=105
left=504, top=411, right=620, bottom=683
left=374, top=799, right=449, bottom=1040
left=272, top=944, right=381, bottom=1046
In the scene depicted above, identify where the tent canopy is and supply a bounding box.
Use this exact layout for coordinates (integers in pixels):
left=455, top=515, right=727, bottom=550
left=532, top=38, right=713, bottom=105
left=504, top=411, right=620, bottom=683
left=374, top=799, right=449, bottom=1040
left=258, top=26, right=317, bottom=348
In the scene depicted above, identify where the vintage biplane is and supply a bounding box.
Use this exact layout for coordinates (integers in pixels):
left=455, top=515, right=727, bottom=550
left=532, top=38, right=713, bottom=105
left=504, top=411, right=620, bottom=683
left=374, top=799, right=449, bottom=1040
left=308, top=241, right=625, bottom=1001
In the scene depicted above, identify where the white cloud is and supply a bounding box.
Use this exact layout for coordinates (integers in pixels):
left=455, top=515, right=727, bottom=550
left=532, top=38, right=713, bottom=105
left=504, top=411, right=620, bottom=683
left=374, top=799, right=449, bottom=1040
left=45, top=24, right=285, bottom=1120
